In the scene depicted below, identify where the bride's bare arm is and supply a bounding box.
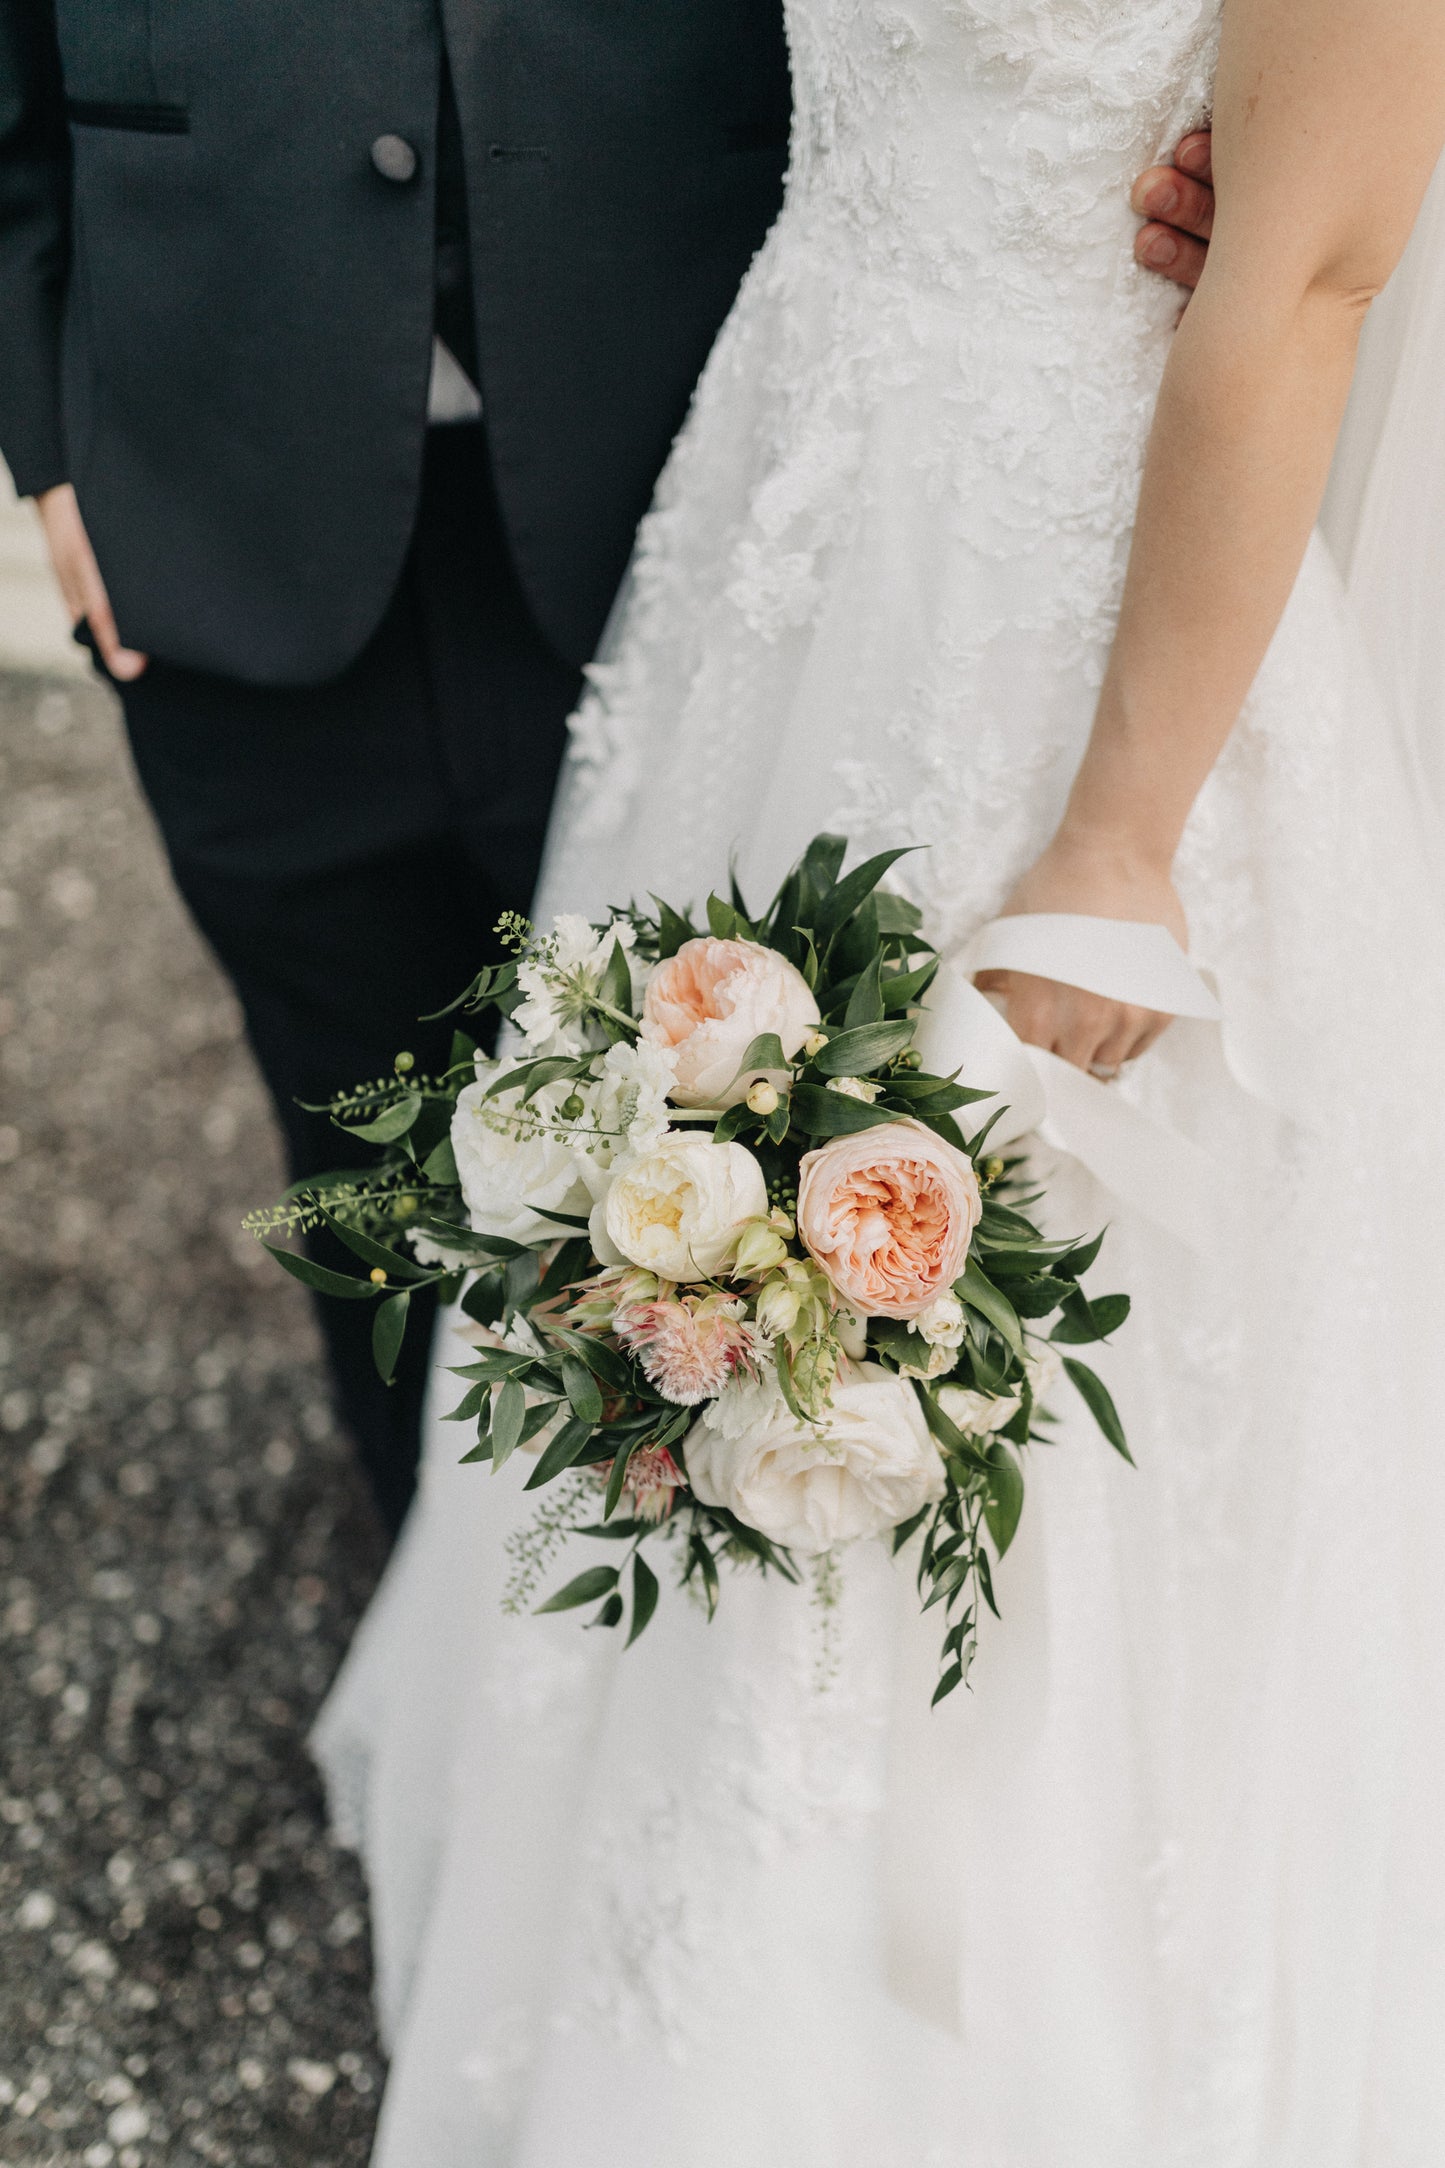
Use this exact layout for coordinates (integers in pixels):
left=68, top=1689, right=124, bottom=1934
left=987, top=0, right=1445, bottom=1072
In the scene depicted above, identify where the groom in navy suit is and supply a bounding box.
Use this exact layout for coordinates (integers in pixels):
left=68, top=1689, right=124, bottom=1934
left=0, top=0, right=1216, bottom=1534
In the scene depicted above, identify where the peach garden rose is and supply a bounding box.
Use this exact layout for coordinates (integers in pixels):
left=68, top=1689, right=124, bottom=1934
left=796, top=1118, right=982, bottom=1320
left=641, top=936, right=820, bottom=1108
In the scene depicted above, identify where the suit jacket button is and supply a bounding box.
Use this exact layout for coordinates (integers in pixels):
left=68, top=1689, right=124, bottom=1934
left=370, top=134, right=419, bottom=184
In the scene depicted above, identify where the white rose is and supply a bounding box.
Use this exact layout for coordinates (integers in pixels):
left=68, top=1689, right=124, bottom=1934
left=686, top=1363, right=944, bottom=1555
left=451, top=1069, right=592, bottom=1246
left=937, top=1383, right=1023, bottom=1438
left=915, top=1291, right=966, bottom=1349
left=641, top=936, right=821, bottom=1108
left=1023, top=1339, right=1063, bottom=1400
left=601, top=1133, right=768, bottom=1282
left=826, top=1075, right=883, bottom=1104
left=898, top=1339, right=960, bottom=1380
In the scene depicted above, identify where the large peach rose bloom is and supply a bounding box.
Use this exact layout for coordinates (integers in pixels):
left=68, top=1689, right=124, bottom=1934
left=796, top=1118, right=981, bottom=1320
left=641, top=937, right=820, bottom=1108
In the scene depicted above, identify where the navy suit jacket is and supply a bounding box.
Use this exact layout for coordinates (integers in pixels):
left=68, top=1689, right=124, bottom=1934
left=0, top=1, right=791, bottom=679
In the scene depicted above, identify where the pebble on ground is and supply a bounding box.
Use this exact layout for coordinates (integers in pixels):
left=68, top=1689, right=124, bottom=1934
left=1, top=672, right=386, bottom=2165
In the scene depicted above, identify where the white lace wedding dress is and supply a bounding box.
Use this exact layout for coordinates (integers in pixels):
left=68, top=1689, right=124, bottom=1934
left=315, top=3, right=1445, bottom=2161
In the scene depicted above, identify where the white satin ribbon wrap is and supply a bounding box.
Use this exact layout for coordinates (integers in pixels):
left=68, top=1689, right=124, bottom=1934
left=915, top=914, right=1223, bottom=1255
left=887, top=915, right=1223, bottom=2036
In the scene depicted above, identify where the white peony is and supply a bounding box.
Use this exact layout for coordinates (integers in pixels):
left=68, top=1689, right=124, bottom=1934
left=641, top=936, right=821, bottom=1108
left=686, top=1363, right=944, bottom=1555
left=599, top=1132, right=768, bottom=1282
left=451, top=1067, right=592, bottom=1246
left=937, top=1383, right=1023, bottom=1438
left=513, top=915, right=636, bottom=1056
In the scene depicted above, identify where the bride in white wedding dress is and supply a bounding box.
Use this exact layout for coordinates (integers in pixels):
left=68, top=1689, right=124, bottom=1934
left=315, top=2, right=1445, bottom=2162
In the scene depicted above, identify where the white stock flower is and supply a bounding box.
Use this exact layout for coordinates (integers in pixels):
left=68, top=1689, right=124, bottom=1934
left=685, top=1363, right=944, bottom=1555
left=937, top=1383, right=1023, bottom=1438
left=601, top=1133, right=768, bottom=1283
left=513, top=915, right=636, bottom=1056
left=451, top=1067, right=592, bottom=1246
left=579, top=1037, right=677, bottom=1167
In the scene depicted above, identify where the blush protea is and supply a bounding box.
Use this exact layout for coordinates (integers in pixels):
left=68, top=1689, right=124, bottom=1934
left=613, top=1294, right=760, bottom=1406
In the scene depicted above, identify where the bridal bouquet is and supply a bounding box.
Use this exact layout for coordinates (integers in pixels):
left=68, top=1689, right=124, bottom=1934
left=248, top=836, right=1130, bottom=1701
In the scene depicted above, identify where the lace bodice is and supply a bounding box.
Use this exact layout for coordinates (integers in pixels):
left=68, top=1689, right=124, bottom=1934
left=784, top=0, right=1220, bottom=286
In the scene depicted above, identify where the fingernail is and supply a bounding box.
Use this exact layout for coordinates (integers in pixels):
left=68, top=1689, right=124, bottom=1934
left=1178, top=138, right=1210, bottom=176
left=1144, top=181, right=1179, bottom=219
left=1139, top=229, right=1178, bottom=269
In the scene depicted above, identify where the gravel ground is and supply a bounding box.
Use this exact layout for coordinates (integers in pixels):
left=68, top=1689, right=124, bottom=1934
left=0, top=672, right=387, bottom=2166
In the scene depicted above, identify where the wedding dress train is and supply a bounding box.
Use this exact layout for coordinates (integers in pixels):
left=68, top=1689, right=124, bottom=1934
left=315, top=2, right=1445, bottom=2160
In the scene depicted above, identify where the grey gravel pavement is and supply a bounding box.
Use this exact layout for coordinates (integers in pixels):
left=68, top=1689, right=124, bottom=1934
left=0, top=671, right=387, bottom=2166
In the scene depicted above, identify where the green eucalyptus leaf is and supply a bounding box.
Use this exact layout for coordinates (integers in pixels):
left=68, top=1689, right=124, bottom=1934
left=603, top=1439, right=638, bottom=1522
left=413, top=1217, right=526, bottom=1260
left=688, top=1533, right=721, bottom=1619
left=534, top=1564, right=620, bottom=1615
left=875, top=891, right=925, bottom=936
left=443, top=1380, right=493, bottom=1425
left=592, top=1592, right=625, bottom=1629
left=341, top=1096, right=421, bottom=1145
left=880, top=956, right=941, bottom=1011
left=490, top=1376, right=528, bottom=1470
left=732, top=1033, right=789, bottom=1081
left=626, top=1552, right=660, bottom=1647
left=1052, top=1229, right=1107, bottom=1282
left=844, top=954, right=886, bottom=1027
left=983, top=1443, right=1025, bottom=1556
left=421, top=1135, right=460, bottom=1185
left=652, top=896, right=696, bottom=960
left=319, top=1207, right=430, bottom=1282
left=1063, top=1357, right=1134, bottom=1464
left=812, top=1020, right=913, bottom=1076
left=1051, top=1288, right=1131, bottom=1344
left=788, top=1084, right=899, bottom=1137
left=264, top=1244, right=381, bottom=1300
left=931, top=1661, right=965, bottom=1707
left=957, top=1257, right=1024, bottom=1359
left=706, top=893, right=740, bottom=941
left=523, top=1414, right=597, bottom=1490
left=562, top=1355, right=605, bottom=1427
left=601, top=934, right=634, bottom=1015
left=371, top=1290, right=411, bottom=1384
left=814, top=847, right=917, bottom=945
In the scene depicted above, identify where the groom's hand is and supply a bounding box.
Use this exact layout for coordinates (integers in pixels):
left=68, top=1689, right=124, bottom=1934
left=35, top=484, right=149, bottom=681
left=1131, top=131, right=1215, bottom=291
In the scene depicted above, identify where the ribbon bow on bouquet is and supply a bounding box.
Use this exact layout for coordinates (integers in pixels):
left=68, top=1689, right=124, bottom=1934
left=918, top=914, right=1224, bottom=1254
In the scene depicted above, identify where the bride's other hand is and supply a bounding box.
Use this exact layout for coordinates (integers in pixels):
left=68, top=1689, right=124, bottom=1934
left=974, top=831, right=1186, bottom=1074
left=1132, top=132, right=1215, bottom=292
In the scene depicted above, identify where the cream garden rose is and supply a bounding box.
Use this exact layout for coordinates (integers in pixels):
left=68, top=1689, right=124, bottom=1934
left=641, top=936, right=820, bottom=1107
left=598, top=1132, right=768, bottom=1281
left=685, top=1363, right=945, bottom=1555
